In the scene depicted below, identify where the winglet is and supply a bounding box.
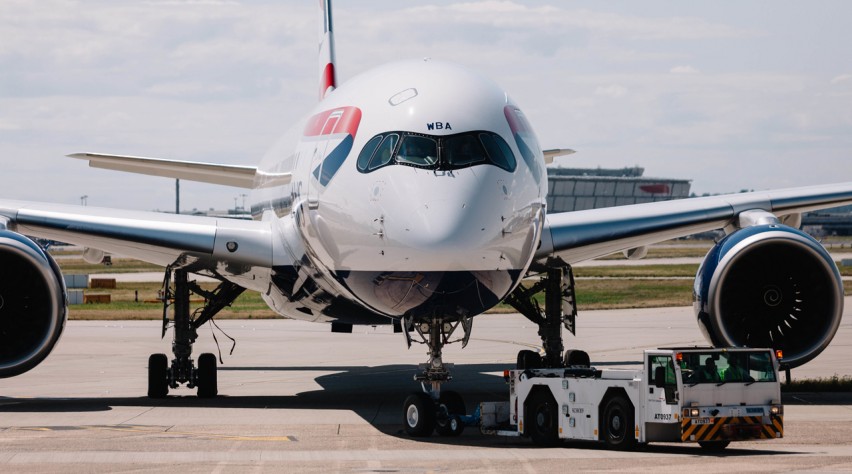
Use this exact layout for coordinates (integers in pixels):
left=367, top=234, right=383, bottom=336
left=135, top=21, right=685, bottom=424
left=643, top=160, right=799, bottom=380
left=319, top=0, right=338, bottom=100
left=543, top=148, right=576, bottom=164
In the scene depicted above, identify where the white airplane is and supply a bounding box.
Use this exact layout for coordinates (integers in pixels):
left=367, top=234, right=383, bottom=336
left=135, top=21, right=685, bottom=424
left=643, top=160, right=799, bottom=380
left=1, top=1, right=851, bottom=437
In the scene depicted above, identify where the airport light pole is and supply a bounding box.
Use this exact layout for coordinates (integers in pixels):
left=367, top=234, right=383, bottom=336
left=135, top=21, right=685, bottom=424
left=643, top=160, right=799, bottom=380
left=176, top=179, right=180, bottom=215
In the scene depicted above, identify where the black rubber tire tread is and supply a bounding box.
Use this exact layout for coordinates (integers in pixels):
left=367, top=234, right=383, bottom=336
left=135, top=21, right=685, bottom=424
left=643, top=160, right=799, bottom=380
left=147, top=353, right=169, bottom=399
left=527, top=389, right=559, bottom=446
left=403, top=393, right=436, bottom=437
left=517, top=350, right=542, bottom=370
left=197, top=353, right=218, bottom=398
left=602, top=395, right=637, bottom=450
left=435, top=391, right=466, bottom=436
left=563, top=349, right=590, bottom=367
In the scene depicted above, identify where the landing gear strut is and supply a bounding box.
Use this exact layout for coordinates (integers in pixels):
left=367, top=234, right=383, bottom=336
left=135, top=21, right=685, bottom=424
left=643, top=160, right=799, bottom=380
left=401, top=314, right=471, bottom=437
left=148, top=268, right=245, bottom=398
left=505, top=260, right=577, bottom=369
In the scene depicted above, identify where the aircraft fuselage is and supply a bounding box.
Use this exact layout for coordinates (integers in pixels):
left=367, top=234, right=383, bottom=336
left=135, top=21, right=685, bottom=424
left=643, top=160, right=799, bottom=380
left=253, top=59, right=546, bottom=324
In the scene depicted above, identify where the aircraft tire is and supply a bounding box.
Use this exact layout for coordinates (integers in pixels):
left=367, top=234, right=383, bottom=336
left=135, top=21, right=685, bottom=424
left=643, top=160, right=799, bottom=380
left=197, top=353, right=218, bottom=398
left=147, top=353, right=169, bottom=398
left=517, top=350, right=542, bottom=370
left=403, top=393, right=436, bottom=437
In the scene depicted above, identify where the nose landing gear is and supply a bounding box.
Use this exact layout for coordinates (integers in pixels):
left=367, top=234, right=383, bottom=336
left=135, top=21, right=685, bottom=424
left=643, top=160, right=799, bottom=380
left=401, top=315, right=472, bottom=437
left=400, top=261, right=578, bottom=437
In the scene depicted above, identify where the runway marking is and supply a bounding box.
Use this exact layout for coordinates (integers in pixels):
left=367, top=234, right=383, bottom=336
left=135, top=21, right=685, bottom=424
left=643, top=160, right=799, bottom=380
left=8, top=425, right=296, bottom=442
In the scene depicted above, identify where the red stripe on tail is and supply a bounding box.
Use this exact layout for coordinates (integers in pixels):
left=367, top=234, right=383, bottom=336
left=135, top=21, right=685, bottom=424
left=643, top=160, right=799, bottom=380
left=320, top=63, right=336, bottom=99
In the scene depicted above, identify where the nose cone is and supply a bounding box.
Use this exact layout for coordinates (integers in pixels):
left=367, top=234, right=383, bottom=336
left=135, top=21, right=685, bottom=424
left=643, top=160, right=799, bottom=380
left=402, top=193, right=493, bottom=260
left=332, top=168, right=543, bottom=319
left=381, top=168, right=538, bottom=272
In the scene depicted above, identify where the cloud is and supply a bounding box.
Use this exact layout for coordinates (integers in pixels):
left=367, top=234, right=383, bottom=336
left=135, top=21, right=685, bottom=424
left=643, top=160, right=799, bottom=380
left=830, top=74, right=852, bottom=85
left=144, top=82, right=240, bottom=99
left=143, top=0, right=240, bottom=5
left=403, top=2, right=755, bottom=40
left=1, top=1, right=850, bottom=211
left=0, top=119, right=21, bottom=130
left=594, top=85, right=628, bottom=98
left=670, top=65, right=700, bottom=74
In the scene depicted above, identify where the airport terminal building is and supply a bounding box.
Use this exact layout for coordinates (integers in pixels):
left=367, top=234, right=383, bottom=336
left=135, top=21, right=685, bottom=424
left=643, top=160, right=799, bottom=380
left=545, top=167, right=851, bottom=236
left=545, top=166, right=691, bottom=213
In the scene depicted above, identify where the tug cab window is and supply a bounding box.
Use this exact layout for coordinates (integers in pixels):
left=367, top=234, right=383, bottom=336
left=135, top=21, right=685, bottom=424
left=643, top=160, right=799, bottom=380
left=649, top=355, right=678, bottom=404
left=678, top=350, right=773, bottom=385
left=356, top=130, right=516, bottom=173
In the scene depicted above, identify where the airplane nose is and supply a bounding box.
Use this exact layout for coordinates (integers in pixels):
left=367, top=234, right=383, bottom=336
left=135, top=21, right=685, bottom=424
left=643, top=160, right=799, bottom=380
left=406, top=199, right=481, bottom=248
left=379, top=171, right=540, bottom=272
left=333, top=169, right=542, bottom=318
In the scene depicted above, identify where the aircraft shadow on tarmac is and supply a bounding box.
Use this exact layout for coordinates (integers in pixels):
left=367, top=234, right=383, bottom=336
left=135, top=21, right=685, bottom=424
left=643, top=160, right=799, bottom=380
left=0, top=363, right=509, bottom=442
left=0, top=362, right=818, bottom=452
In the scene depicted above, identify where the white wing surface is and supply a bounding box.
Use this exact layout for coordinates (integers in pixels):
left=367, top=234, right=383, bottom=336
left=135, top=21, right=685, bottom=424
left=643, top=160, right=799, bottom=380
left=68, top=153, right=292, bottom=189
left=0, top=200, right=276, bottom=270
left=538, top=181, right=852, bottom=263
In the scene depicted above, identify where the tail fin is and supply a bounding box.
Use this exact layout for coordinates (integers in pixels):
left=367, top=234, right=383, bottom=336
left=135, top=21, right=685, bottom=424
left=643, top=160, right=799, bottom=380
left=318, top=0, right=337, bottom=100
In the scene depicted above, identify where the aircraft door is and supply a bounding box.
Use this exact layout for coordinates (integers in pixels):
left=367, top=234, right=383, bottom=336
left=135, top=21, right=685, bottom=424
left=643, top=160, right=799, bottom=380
left=645, top=354, right=678, bottom=425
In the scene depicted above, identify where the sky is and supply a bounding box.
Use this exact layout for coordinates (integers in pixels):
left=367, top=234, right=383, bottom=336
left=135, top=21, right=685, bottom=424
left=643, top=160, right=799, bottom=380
left=2, top=0, right=851, bottom=212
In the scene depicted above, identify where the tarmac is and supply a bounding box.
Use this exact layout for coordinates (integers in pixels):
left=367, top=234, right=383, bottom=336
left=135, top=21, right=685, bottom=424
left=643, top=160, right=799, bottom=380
left=2, top=299, right=852, bottom=472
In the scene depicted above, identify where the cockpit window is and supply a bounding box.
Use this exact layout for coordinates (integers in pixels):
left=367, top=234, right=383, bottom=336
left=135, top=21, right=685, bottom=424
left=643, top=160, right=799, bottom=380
left=356, top=135, right=383, bottom=172
left=397, top=135, right=438, bottom=167
left=359, top=133, right=398, bottom=171
left=479, top=133, right=515, bottom=171
left=444, top=134, right=487, bottom=167
left=504, top=106, right=543, bottom=180
left=356, top=130, right=516, bottom=173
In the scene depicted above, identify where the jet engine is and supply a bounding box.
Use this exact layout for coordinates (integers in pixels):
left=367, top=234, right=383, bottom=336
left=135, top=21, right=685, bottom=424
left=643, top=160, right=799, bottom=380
left=694, top=224, right=843, bottom=368
left=0, top=231, right=67, bottom=377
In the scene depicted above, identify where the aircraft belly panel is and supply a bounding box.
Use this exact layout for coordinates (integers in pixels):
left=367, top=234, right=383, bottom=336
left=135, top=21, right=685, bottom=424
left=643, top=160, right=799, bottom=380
left=334, top=269, right=520, bottom=319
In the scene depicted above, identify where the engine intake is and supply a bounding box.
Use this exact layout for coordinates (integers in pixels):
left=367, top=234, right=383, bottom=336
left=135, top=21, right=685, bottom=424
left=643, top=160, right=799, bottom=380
left=0, top=231, right=67, bottom=377
left=694, top=224, right=843, bottom=368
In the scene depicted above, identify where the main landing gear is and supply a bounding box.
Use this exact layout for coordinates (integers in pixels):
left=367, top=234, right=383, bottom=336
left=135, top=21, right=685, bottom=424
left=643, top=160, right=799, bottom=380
left=401, top=314, right=472, bottom=437
left=148, top=268, right=245, bottom=399
left=505, top=260, right=577, bottom=370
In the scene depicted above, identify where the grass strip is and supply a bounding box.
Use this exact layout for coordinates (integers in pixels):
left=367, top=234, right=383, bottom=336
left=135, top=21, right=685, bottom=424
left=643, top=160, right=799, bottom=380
left=781, top=375, right=852, bottom=392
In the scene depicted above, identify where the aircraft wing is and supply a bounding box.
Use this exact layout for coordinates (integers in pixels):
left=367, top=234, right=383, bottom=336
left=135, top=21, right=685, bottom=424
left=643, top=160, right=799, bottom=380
left=0, top=200, right=277, bottom=271
left=543, top=148, right=575, bottom=164
left=537, top=181, right=852, bottom=264
left=68, top=153, right=292, bottom=189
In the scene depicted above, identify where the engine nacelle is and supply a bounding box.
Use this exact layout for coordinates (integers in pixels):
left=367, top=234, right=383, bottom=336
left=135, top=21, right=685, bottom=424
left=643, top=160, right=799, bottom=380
left=0, top=231, right=67, bottom=377
left=694, top=224, right=843, bottom=368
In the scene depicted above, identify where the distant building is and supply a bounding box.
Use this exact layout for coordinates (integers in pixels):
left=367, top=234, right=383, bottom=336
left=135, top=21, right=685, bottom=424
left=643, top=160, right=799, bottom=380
left=546, top=167, right=850, bottom=236
left=546, top=167, right=691, bottom=213
left=803, top=204, right=852, bottom=236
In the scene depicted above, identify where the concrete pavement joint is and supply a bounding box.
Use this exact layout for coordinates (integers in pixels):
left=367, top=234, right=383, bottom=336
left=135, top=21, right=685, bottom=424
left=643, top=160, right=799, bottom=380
left=119, top=406, right=157, bottom=425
